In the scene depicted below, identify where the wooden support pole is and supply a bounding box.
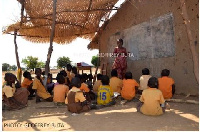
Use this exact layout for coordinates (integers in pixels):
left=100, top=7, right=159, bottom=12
left=44, top=0, right=57, bottom=87
left=180, top=0, right=199, bottom=84
left=14, top=30, right=22, bottom=83
left=12, top=0, right=25, bottom=83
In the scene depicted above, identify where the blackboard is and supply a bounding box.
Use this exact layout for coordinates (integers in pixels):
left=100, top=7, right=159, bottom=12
left=108, top=13, right=175, bottom=61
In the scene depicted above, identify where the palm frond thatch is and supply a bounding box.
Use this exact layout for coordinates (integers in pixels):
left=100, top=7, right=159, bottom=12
left=4, top=0, right=119, bottom=44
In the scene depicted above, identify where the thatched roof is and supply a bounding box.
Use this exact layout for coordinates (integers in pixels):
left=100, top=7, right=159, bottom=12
left=3, top=0, right=119, bottom=44
left=87, top=19, right=110, bottom=49
left=87, top=0, right=126, bottom=50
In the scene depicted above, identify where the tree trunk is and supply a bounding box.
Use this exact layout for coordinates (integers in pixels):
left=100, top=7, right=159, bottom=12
left=14, top=30, right=22, bottom=83
left=44, top=0, right=57, bottom=87
left=180, top=0, right=199, bottom=84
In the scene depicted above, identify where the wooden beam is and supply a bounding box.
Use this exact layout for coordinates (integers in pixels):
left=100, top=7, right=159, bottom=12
left=27, top=8, right=118, bottom=19
left=180, top=0, right=199, bottom=84
left=18, top=21, right=84, bottom=29
left=44, top=0, right=57, bottom=87
left=4, top=31, right=95, bottom=38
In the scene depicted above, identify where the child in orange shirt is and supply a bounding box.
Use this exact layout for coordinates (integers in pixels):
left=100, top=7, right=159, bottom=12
left=79, top=74, right=91, bottom=102
left=53, top=73, right=69, bottom=105
left=21, top=71, right=35, bottom=98
left=121, top=72, right=139, bottom=101
left=158, top=69, right=175, bottom=99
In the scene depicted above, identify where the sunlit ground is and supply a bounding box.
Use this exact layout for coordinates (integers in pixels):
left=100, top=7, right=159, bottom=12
left=2, top=99, right=199, bottom=131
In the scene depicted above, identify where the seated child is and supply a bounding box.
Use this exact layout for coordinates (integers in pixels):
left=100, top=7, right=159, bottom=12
left=138, top=68, right=152, bottom=94
left=47, top=73, right=55, bottom=95
left=109, top=69, right=123, bottom=94
left=66, top=64, right=72, bottom=82
left=21, top=71, right=35, bottom=98
left=32, top=68, right=53, bottom=103
left=137, top=77, right=165, bottom=116
left=86, top=74, right=93, bottom=90
left=121, top=72, right=139, bottom=100
left=2, top=73, right=11, bottom=88
left=65, top=77, right=90, bottom=113
left=42, top=71, right=55, bottom=95
left=79, top=74, right=91, bottom=102
left=53, top=73, right=69, bottom=105
left=71, top=66, right=78, bottom=79
left=93, top=74, right=102, bottom=94
left=2, top=73, right=29, bottom=110
left=158, top=69, right=175, bottom=99
left=97, top=75, right=115, bottom=106
left=60, top=70, right=70, bottom=86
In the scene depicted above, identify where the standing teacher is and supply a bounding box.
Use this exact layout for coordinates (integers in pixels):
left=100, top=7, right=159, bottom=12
left=112, top=38, right=127, bottom=79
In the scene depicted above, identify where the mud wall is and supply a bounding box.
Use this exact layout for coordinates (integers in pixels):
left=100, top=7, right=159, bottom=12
left=98, top=0, right=199, bottom=95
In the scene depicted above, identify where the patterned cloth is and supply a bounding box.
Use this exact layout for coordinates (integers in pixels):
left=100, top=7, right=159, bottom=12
left=112, top=47, right=127, bottom=79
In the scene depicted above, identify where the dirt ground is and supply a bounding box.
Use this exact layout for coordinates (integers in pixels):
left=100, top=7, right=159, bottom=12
left=2, top=94, right=199, bottom=131
left=2, top=70, right=199, bottom=131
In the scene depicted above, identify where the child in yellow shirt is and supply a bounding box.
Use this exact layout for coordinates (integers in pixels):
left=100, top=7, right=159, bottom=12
left=137, top=77, right=165, bottom=116
left=65, top=77, right=90, bottom=113
left=158, top=69, right=175, bottom=99
left=32, top=68, right=53, bottom=103
left=97, top=75, right=115, bottom=106
left=109, top=69, right=123, bottom=94
left=3, top=73, right=28, bottom=110
left=121, top=72, right=139, bottom=100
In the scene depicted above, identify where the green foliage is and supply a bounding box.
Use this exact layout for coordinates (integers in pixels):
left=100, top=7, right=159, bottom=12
left=10, top=65, right=17, bottom=71
left=22, top=56, right=45, bottom=70
left=57, top=56, right=71, bottom=68
left=36, top=61, right=45, bottom=68
left=91, top=55, right=99, bottom=67
left=2, top=63, right=10, bottom=71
